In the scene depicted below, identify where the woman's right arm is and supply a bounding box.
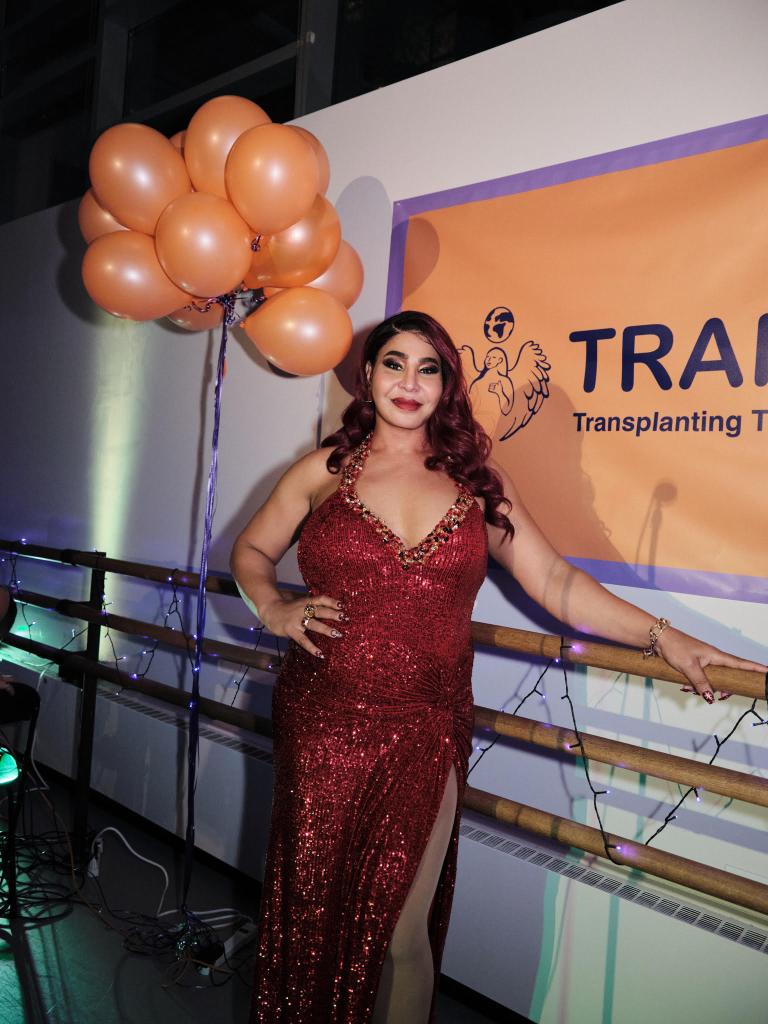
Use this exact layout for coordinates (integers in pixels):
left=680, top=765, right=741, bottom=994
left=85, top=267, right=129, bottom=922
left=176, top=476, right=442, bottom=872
left=229, top=449, right=345, bottom=658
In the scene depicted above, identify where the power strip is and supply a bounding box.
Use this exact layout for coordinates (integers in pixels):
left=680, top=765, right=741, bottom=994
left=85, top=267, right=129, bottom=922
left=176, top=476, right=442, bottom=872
left=216, top=921, right=259, bottom=967
left=197, top=921, right=259, bottom=973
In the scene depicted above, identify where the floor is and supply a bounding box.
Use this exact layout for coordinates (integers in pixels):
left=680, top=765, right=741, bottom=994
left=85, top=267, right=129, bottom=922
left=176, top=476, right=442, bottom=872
left=1, top=771, right=529, bottom=1024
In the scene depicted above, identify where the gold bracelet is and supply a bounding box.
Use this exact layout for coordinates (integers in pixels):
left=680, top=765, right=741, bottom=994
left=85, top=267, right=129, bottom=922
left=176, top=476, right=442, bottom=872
left=643, top=617, right=671, bottom=658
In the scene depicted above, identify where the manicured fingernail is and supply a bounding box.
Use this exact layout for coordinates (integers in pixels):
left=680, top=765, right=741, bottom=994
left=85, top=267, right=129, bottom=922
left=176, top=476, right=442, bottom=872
left=331, top=629, right=342, bottom=638
left=336, top=602, right=344, bottom=609
left=339, top=613, right=350, bottom=622
left=315, top=650, right=324, bottom=659
left=718, top=693, right=731, bottom=700
left=703, top=692, right=714, bottom=704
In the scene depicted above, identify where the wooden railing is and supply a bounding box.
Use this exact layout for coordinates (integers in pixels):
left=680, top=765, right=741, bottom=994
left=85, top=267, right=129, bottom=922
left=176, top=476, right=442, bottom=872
left=2, top=538, right=767, bottom=916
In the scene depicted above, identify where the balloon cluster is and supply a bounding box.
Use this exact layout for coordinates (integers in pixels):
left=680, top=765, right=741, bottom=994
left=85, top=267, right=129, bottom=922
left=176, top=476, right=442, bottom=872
left=79, top=96, right=363, bottom=376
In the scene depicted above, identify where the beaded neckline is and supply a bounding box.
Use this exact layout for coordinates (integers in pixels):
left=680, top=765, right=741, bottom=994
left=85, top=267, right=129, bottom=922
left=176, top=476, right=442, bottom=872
left=339, top=433, right=476, bottom=569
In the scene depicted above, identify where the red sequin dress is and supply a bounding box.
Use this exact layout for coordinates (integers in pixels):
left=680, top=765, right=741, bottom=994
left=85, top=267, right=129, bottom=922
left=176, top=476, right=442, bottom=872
left=250, top=433, right=488, bottom=1023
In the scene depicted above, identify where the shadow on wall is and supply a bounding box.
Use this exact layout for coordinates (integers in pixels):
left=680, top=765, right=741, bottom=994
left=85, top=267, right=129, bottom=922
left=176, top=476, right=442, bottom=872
left=402, top=215, right=440, bottom=300
left=56, top=199, right=102, bottom=326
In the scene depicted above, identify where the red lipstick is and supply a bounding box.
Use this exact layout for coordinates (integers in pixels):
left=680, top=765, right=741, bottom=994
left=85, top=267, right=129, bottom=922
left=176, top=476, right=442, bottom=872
left=392, top=398, right=421, bottom=411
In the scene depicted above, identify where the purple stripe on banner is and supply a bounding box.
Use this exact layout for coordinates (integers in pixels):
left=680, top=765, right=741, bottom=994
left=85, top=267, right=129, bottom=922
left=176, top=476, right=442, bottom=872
left=390, top=112, right=768, bottom=232
left=566, top=557, right=768, bottom=605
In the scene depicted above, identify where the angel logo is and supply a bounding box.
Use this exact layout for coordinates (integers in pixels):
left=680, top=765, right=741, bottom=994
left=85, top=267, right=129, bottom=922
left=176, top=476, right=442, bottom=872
left=459, top=308, right=550, bottom=441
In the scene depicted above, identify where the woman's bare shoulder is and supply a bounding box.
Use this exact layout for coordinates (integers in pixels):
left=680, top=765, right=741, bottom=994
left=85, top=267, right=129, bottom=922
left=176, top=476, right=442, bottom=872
left=293, top=444, right=353, bottom=491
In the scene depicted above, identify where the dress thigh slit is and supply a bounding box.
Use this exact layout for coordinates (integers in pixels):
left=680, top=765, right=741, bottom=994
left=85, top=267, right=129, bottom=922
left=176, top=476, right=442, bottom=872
left=332, top=737, right=466, bottom=1024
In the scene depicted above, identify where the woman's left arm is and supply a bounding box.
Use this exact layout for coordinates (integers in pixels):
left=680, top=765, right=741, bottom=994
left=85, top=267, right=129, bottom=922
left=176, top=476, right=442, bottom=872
left=485, top=457, right=767, bottom=703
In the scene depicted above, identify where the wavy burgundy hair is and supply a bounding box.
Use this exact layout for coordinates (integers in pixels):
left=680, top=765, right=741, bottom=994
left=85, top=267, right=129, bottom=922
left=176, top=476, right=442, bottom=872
left=320, top=310, right=514, bottom=541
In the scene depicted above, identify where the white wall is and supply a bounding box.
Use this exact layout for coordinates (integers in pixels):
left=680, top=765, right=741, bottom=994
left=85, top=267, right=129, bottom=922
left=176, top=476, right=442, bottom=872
left=2, top=1, right=767, bottom=1021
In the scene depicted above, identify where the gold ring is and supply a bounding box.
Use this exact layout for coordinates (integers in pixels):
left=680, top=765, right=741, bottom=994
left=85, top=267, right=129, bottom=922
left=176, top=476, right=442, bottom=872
left=303, top=602, right=316, bottom=620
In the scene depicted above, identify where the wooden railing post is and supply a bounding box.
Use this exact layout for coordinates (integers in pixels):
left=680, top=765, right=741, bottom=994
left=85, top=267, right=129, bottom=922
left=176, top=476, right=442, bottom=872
left=72, top=551, right=106, bottom=866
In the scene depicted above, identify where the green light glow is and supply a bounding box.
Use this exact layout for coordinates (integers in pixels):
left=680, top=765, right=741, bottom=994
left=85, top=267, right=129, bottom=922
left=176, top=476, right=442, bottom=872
left=0, top=747, right=19, bottom=786
left=89, top=314, right=144, bottom=558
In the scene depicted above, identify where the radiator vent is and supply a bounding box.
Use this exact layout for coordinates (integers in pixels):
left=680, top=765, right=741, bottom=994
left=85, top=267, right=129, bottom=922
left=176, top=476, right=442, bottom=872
left=459, top=822, right=768, bottom=955
left=98, top=689, right=274, bottom=764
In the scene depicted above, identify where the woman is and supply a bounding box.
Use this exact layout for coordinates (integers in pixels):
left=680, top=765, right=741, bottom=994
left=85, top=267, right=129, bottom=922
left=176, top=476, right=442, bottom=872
left=231, top=310, right=764, bottom=1024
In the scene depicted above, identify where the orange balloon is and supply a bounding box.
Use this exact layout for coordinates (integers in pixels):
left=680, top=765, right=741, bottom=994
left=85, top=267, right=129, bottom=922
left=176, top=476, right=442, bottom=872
left=291, top=126, right=330, bottom=195
left=169, top=130, right=186, bottom=153
left=77, top=189, right=128, bottom=244
left=185, top=95, right=270, bottom=197
left=167, top=301, right=224, bottom=331
left=243, top=287, right=353, bottom=375
left=225, top=123, right=319, bottom=235
left=82, top=231, right=190, bottom=321
left=306, top=240, right=364, bottom=308
left=89, top=123, right=191, bottom=235
left=155, top=192, right=253, bottom=297
left=243, top=195, right=340, bottom=289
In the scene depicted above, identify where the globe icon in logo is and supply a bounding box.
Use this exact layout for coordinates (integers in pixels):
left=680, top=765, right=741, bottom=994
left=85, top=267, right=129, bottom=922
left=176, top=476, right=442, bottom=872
left=483, top=307, right=515, bottom=343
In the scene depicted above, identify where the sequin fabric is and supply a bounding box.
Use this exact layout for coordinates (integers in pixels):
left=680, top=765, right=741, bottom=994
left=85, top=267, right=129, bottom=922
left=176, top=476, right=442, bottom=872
left=250, top=434, right=488, bottom=1023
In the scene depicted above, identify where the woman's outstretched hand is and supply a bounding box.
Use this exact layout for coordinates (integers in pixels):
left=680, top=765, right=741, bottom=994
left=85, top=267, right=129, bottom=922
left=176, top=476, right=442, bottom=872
left=260, top=593, right=346, bottom=660
left=655, top=627, right=767, bottom=703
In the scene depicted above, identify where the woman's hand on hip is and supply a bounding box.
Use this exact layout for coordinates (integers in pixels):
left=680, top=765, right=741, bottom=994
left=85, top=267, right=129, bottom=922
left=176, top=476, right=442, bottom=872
left=260, top=593, right=346, bottom=659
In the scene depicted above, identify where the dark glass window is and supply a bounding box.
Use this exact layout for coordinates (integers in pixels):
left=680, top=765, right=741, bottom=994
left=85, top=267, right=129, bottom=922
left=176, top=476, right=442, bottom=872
left=125, top=0, right=300, bottom=115
left=333, top=0, right=621, bottom=102
left=1, top=0, right=98, bottom=96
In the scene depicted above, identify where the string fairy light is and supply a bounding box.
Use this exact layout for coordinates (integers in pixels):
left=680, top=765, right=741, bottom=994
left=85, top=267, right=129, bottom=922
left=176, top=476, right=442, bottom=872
left=466, top=634, right=768, bottom=865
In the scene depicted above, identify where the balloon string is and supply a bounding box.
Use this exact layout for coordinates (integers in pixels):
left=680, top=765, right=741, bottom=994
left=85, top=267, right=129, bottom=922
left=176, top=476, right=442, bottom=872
left=180, top=291, right=236, bottom=913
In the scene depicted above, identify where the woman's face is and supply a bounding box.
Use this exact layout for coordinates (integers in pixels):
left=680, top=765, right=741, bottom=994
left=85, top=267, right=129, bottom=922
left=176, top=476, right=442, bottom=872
left=365, top=331, right=444, bottom=429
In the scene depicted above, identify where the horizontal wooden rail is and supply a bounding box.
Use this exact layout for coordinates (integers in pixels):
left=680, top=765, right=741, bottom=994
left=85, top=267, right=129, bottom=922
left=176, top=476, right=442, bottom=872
left=464, top=785, right=768, bottom=916
left=471, top=622, right=767, bottom=699
left=17, top=589, right=277, bottom=674
left=474, top=706, right=768, bottom=808
left=5, top=633, right=273, bottom=738
left=1, top=539, right=242, bottom=597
